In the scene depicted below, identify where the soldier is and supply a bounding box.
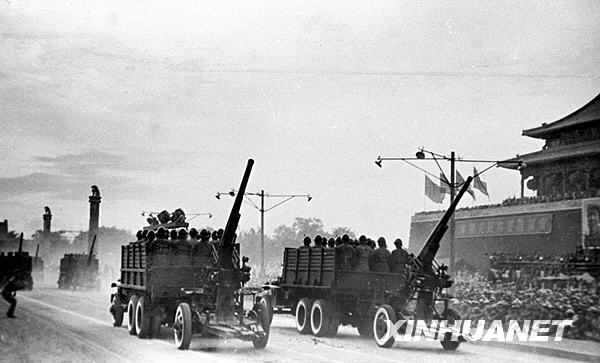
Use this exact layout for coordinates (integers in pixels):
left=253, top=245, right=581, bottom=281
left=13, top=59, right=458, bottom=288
left=327, top=238, right=336, bottom=248
left=389, top=238, right=410, bottom=275
left=353, top=235, right=373, bottom=272
left=314, top=235, right=323, bottom=248
left=320, top=237, right=328, bottom=247
left=170, top=229, right=178, bottom=240
left=189, top=228, right=199, bottom=242
left=370, top=237, right=391, bottom=272
left=193, top=229, right=213, bottom=259
left=300, top=236, right=311, bottom=249
left=336, top=234, right=354, bottom=270
left=136, top=230, right=143, bottom=241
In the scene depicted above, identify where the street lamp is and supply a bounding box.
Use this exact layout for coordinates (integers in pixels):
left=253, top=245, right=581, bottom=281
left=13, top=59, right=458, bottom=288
left=215, top=189, right=311, bottom=281
left=375, top=148, right=522, bottom=275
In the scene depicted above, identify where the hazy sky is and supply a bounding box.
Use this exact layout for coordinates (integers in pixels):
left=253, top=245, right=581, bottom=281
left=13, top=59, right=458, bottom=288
left=1, top=0, right=599, bottom=244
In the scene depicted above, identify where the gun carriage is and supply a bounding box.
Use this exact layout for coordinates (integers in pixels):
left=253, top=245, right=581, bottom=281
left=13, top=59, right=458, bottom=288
left=0, top=233, right=34, bottom=291
left=109, top=159, right=271, bottom=350
left=57, top=235, right=100, bottom=290
left=262, top=177, right=473, bottom=350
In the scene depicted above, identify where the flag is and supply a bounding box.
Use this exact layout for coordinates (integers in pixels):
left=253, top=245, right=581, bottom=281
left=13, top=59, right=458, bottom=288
left=456, top=171, right=476, bottom=200
left=425, top=175, right=445, bottom=204
left=473, top=167, right=489, bottom=197
left=440, top=173, right=450, bottom=195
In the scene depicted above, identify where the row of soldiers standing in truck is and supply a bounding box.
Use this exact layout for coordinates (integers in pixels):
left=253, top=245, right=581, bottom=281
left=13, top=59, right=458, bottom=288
left=300, top=234, right=411, bottom=277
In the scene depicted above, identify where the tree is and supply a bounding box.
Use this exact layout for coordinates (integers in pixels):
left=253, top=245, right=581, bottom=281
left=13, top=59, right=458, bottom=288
left=331, top=227, right=356, bottom=239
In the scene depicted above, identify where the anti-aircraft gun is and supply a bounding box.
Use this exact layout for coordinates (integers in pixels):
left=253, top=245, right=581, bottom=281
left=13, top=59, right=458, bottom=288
left=109, top=159, right=270, bottom=350
left=264, top=176, right=473, bottom=350
left=0, top=233, right=33, bottom=291
left=57, top=235, right=100, bottom=290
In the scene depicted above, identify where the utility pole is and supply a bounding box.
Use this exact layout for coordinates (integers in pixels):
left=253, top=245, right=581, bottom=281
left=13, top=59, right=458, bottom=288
left=375, top=149, right=522, bottom=275
left=216, top=190, right=311, bottom=281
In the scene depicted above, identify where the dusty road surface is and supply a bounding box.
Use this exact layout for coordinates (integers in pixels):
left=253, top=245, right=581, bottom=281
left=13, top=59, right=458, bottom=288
left=0, top=285, right=582, bottom=363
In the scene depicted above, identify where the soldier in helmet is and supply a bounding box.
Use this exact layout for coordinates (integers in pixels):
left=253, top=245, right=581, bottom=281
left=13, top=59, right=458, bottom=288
left=189, top=228, right=198, bottom=242
left=370, top=237, right=391, bottom=272
left=353, top=235, right=373, bottom=272
left=193, top=229, right=213, bottom=259
left=336, top=234, right=354, bottom=270
left=300, top=236, right=311, bottom=249
left=313, top=235, right=323, bottom=249
left=389, top=238, right=410, bottom=276
left=327, top=238, right=336, bottom=248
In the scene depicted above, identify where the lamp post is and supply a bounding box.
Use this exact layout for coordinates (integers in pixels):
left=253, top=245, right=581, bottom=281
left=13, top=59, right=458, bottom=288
left=375, top=149, right=522, bottom=275
left=216, top=189, right=311, bottom=281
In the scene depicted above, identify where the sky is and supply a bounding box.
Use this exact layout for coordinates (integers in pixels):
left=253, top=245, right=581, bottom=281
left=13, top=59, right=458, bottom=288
left=1, top=0, right=599, bottom=245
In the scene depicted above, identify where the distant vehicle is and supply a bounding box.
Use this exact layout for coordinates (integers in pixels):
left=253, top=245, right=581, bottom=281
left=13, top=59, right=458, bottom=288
left=57, top=235, right=100, bottom=290
left=0, top=233, right=34, bottom=291
left=109, top=159, right=271, bottom=350
left=262, top=177, right=473, bottom=350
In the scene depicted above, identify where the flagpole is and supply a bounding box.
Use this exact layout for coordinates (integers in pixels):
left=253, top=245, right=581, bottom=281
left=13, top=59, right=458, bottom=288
left=449, top=151, right=456, bottom=277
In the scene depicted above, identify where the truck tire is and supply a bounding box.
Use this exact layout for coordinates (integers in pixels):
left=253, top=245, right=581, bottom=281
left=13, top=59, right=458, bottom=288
left=127, top=295, right=139, bottom=335
left=373, top=304, right=397, bottom=348
left=110, top=295, right=124, bottom=327
left=310, top=299, right=338, bottom=337
left=135, top=296, right=152, bottom=338
left=295, top=298, right=312, bottom=334
left=440, top=308, right=461, bottom=351
left=174, top=303, right=192, bottom=350
left=252, top=299, right=270, bottom=349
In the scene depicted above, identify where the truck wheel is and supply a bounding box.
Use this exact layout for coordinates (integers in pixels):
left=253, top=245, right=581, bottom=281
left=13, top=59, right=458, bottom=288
left=111, top=295, right=124, bottom=327
left=174, top=303, right=192, bottom=350
left=440, top=308, right=461, bottom=351
left=295, top=298, right=312, bottom=334
left=127, top=295, right=139, bottom=335
left=135, top=296, right=152, bottom=338
left=373, top=305, right=397, bottom=348
left=310, top=299, right=338, bottom=337
left=252, top=299, right=270, bottom=349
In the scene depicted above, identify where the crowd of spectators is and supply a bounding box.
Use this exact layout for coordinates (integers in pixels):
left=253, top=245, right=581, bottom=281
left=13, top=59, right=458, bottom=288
left=487, top=250, right=600, bottom=288
left=454, top=271, right=600, bottom=341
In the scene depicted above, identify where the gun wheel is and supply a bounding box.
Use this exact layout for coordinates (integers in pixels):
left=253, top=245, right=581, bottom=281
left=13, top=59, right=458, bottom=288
left=252, top=299, right=271, bottom=349
left=373, top=304, right=397, bottom=348
left=440, top=308, right=461, bottom=350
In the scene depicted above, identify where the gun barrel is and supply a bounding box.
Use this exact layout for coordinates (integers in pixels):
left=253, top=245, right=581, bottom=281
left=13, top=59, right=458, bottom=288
left=417, top=176, right=473, bottom=266
left=88, top=235, right=97, bottom=264
left=218, top=159, right=254, bottom=269
left=18, top=233, right=23, bottom=255
left=35, top=244, right=40, bottom=259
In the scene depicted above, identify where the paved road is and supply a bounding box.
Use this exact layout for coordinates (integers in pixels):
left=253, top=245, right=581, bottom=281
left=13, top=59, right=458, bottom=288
left=0, top=285, right=582, bottom=363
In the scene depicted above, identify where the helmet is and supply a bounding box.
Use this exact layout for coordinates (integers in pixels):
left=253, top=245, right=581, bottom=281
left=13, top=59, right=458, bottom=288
left=200, top=229, right=211, bottom=239
left=342, top=234, right=350, bottom=243
left=394, top=238, right=403, bottom=247
left=377, top=237, right=386, bottom=246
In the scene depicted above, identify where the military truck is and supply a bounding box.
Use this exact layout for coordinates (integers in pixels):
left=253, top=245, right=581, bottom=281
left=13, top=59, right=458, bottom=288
left=0, top=233, right=34, bottom=291
left=109, top=159, right=271, bottom=350
left=262, top=177, right=473, bottom=350
left=57, top=236, right=100, bottom=290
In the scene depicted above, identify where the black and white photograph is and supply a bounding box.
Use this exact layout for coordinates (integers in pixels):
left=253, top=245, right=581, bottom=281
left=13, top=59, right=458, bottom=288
left=1, top=1, right=599, bottom=362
